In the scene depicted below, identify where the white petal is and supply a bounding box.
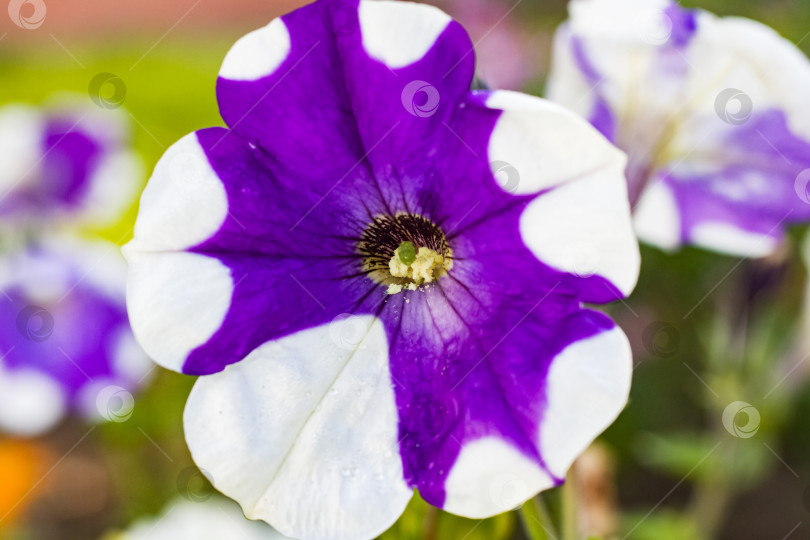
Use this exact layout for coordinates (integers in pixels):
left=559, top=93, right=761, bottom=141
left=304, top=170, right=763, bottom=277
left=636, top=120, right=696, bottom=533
left=539, top=326, right=632, bottom=478
left=127, top=252, right=233, bottom=373
left=487, top=91, right=627, bottom=194
left=122, top=498, right=292, bottom=540
left=124, top=132, right=228, bottom=257
left=0, top=104, right=43, bottom=196
left=78, top=150, right=143, bottom=227
left=184, top=316, right=412, bottom=540
left=680, top=13, right=810, bottom=142
left=545, top=25, right=597, bottom=122
left=219, top=19, right=292, bottom=82
left=443, top=437, right=555, bottom=519
left=359, top=0, right=452, bottom=69
left=518, top=154, right=640, bottom=297
left=0, top=368, right=66, bottom=437
left=689, top=222, right=778, bottom=258
left=633, top=179, right=681, bottom=251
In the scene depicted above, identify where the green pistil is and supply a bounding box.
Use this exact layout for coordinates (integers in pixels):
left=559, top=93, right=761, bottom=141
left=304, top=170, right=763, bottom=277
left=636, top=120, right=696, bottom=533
left=398, top=241, right=416, bottom=265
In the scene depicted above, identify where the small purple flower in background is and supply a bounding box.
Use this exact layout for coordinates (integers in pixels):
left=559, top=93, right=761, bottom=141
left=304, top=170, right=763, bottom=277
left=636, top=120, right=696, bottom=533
left=0, top=238, right=151, bottom=436
left=548, top=0, right=810, bottom=257
left=125, top=1, right=639, bottom=539
left=0, top=101, right=142, bottom=230
left=431, top=0, right=541, bottom=90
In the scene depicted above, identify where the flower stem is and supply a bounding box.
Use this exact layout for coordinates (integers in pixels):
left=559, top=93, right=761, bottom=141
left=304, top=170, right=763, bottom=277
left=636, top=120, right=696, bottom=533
left=562, top=467, right=578, bottom=540
left=519, top=497, right=552, bottom=540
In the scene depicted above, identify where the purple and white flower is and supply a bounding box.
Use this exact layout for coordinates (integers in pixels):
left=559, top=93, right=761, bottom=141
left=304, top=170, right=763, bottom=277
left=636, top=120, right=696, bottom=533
left=124, top=1, right=640, bottom=538
left=0, top=101, right=142, bottom=229
left=548, top=0, right=810, bottom=257
left=0, top=237, right=151, bottom=436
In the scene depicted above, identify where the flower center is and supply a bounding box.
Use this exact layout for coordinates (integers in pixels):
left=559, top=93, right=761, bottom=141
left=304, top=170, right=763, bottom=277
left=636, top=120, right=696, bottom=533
left=358, top=213, right=453, bottom=294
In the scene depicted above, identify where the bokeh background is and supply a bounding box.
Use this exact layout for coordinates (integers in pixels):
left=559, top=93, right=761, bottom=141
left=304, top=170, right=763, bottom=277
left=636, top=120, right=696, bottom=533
left=2, top=0, right=810, bottom=538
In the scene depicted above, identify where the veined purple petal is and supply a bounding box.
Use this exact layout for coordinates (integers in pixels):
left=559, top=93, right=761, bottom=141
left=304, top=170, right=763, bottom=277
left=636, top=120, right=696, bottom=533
left=128, top=0, right=639, bottom=536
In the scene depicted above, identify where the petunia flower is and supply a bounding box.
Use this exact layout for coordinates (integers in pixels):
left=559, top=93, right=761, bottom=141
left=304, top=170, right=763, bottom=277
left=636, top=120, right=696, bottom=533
left=0, top=237, right=151, bottom=436
left=0, top=101, right=142, bottom=230
left=124, top=1, right=640, bottom=539
left=114, top=497, right=291, bottom=540
left=547, top=0, right=810, bottom=257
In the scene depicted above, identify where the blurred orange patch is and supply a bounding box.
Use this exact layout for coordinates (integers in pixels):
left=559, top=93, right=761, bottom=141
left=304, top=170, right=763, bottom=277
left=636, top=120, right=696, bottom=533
left=0, top=439, right=50, bottom=525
